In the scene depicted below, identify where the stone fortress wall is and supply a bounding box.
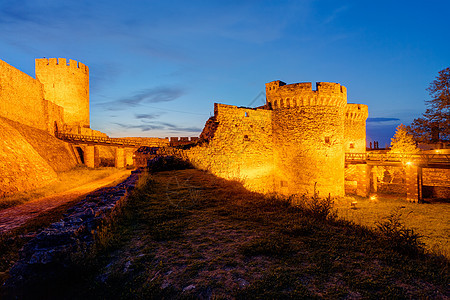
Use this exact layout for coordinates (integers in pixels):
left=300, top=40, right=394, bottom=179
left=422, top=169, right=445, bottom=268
left=185, top=80, right=368, bottom=197
left=0, top=58, right=94, bottom=196
left=0, top=58, right=92, bottom=136
left=0, top=59, right=54, bottom=132
left=36, top=58, right=90, bottom=128
left=187, top=104, right=276, bottom=193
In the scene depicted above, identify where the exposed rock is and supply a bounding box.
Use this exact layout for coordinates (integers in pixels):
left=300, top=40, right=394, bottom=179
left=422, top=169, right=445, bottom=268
left=1, top=170, right=141, bottom=298
left=182, top=284, right=196, bottom=292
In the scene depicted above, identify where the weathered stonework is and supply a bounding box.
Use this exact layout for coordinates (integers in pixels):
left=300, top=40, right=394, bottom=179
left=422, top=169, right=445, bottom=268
left=0, top=58, right=91, bottom=135
left=2, top=170, right=141, bottom=297
left=0, top=58, right=101, bottom=197
left=0, top=59, right=48, bottom=131
left=0, top=118, right=58, bottom=196
left=36, top=58, right=90, bottom=128
left=345, top=104, right=369, bottom=153
left=187, top=104, right=275, bottom=193
left=186, top=81, right=368, bottom=197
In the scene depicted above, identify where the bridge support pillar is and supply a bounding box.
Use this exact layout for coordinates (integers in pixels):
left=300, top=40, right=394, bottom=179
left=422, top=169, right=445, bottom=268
left=371, top=166, right=378, bottom=193
left=85, top=145, right=99, bottom=168
left=406, top=164, right=423, bottom=203
left=356, top=164, right=371, bottom=197
left=125, top=149, right=134, bottom=167
left=115, top=147, right=126, bottom=168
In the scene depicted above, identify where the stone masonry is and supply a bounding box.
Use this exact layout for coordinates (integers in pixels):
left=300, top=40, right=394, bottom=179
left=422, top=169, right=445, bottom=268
left=2, top=170, right=141, bottom=297
left=186, top=81, right=368, bottom=197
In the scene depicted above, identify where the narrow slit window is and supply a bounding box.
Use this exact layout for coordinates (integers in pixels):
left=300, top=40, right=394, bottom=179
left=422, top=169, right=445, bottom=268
left=325, top=136, right=330, bottom=144
left=245, top=112, right=249, bottom=117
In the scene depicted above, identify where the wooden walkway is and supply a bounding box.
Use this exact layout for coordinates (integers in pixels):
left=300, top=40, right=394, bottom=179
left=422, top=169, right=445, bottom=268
left=55, top=132, right=167, bottom=147
left=345, top=152, right=450, bottom=168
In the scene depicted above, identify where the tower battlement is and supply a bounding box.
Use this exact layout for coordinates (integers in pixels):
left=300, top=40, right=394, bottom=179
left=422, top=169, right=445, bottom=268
left=265, top=81, right=347, bottom=109
left=36, top=58, right=89, bottom=74
left=345, top=103, right=369, bottom=120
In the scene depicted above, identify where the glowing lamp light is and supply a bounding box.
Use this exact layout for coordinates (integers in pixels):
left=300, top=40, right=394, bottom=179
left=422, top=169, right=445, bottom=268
left=405, top=161, right=412, bottom=166
left=370, top=195, right=377, bottom=201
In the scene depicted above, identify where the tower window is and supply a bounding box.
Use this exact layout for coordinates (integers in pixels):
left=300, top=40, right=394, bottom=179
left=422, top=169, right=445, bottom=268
left=245, top=112, right=249, bottom=117
left=244, top=135, right=250, bottom=141
left=325, top=136, right=330, bottom=144
left=349, top=143, right=354, bottom=149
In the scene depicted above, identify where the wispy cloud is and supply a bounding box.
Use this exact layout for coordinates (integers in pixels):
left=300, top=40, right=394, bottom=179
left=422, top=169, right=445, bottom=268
left=114, top=122, right=164, bottom=131
left=135, top=113, right=164, bottom=120
left=100, top=86, right=186, bottom=111
left=115, top=121, right=201, bottom=133
left=323, top=5, right=349, bottom=25
left=367, top=117, right=400, bottom=123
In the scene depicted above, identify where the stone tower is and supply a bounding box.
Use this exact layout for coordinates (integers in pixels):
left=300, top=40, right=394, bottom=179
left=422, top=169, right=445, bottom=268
left=266, top=81, right=348, bottom=196
left=35, top=58, right=90, bottom=128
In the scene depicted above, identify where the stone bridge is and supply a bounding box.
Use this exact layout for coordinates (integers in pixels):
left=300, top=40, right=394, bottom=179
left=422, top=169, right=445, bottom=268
left=345, top=152, right=450, bottom=202
left=55, top=132, right=168, bottom=168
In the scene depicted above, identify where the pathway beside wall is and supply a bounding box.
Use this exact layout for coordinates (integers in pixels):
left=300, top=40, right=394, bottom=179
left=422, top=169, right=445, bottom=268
left=0, top=170, right=131, bottom=234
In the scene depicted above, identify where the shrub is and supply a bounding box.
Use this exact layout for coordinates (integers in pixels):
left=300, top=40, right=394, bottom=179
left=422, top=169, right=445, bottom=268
left=376, top=208, right=425, bottom=256
left=147, top=156, right=193, bottom=172
left=290, top=184, right=336, bottom=221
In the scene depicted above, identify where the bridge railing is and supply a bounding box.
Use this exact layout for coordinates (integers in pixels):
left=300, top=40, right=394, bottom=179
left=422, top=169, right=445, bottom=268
left=55, top=132, right=143, bottom=147
left=345, top=152, right=450, bottom=165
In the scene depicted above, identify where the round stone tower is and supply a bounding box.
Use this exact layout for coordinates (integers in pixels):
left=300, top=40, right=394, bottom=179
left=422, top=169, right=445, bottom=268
left=35, top=58, right=89, bottom=128
left=266, top=80, right=347, bottom=197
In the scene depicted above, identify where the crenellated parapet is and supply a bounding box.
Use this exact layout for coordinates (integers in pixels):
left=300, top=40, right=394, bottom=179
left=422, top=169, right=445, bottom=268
left=345, top=103, right=369, bottom=121
left=35, top=58, right=89, bottom=75
left=265, top=81, right=347, bottom=109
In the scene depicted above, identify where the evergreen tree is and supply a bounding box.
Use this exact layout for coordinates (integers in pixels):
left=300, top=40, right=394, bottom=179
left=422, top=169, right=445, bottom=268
left=390, top=124, right=420, bottom=153
left=408, top=67, right=450, bottom=142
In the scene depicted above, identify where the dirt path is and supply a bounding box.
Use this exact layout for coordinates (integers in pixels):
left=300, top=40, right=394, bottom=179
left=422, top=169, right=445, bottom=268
left=0, top=169, right=132, bottom=234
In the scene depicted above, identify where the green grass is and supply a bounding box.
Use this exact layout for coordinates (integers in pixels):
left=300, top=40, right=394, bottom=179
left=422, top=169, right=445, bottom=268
left=18, top=168, right=447, bottom=299
left=0, top=166, right=121, bottom=210
left=334, top=194, right=450, bottom=257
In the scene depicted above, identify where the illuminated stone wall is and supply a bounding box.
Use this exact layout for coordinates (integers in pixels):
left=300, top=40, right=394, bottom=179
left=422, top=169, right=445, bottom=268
left=36, top=58, right=90, bottom=127
left=1, top=117, right=78, bottom=172
left=186, top=103, right=275, bottom=193
left=0, top=57, right=94, bottom=196
left=0, top=118, right=58, bottom=197
left=0, top=58, right=89, bottom=134
left=345, top=104, right=368, bottom=153
left=0, top=59, right=47, bottom=131
left=186, top=81, right=367, bottom=197
left=268, top=81, right=347, bottom=196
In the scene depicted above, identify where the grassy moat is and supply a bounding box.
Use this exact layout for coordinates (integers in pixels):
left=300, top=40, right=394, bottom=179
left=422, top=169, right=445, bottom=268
left=3, top=167, right=445, bottom=299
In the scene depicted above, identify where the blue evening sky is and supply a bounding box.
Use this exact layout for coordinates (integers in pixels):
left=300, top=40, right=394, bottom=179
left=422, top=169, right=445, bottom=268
left=1, top=0, right=449, bottom=146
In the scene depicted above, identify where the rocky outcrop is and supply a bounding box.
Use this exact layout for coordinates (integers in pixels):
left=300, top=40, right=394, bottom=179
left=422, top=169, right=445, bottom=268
left=2, top=170, right=141, bottom=298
